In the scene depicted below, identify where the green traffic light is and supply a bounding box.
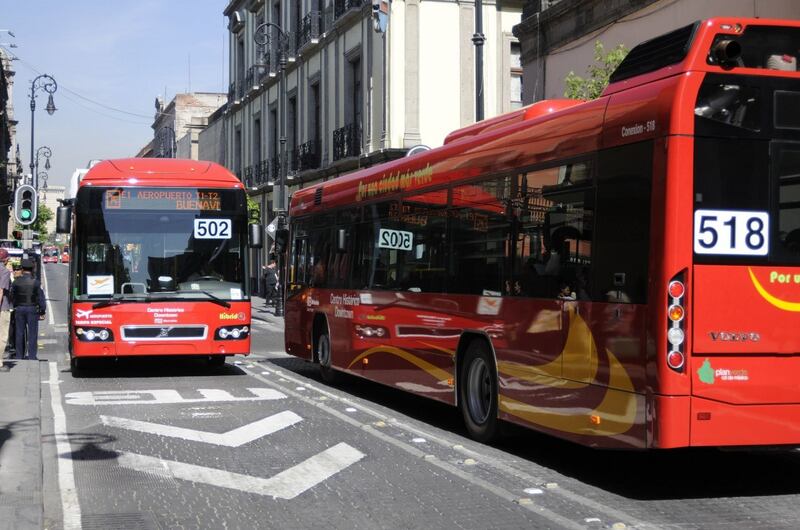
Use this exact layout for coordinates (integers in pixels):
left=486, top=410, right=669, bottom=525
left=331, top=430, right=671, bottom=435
left=20, top=209, right=32, bottom=220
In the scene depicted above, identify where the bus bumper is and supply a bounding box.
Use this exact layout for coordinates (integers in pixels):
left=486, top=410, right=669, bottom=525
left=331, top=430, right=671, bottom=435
left=689, top=396, right=800, bottom=447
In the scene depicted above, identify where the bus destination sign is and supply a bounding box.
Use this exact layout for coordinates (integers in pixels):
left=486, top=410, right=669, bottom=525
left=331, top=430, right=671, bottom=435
left=104, top=189, right=222, bottom=211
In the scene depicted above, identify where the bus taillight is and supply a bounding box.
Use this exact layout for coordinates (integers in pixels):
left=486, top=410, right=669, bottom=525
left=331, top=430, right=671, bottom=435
left=667, top=275, right=686, bottom=372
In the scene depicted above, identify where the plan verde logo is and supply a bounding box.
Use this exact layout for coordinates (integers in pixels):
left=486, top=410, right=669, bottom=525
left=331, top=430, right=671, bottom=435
left=697, top=359, right=715, bottom=384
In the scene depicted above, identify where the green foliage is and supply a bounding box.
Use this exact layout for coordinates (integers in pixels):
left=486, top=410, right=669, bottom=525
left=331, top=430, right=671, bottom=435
left=247, top=195, right=260, bottom=222
left=16, top=202, right=54, bottom=236
left=564, top=41, right=628, bottom=100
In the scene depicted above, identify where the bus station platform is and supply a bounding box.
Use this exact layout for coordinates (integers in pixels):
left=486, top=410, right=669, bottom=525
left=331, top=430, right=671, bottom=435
left=0, top=359, right=43, bottom=530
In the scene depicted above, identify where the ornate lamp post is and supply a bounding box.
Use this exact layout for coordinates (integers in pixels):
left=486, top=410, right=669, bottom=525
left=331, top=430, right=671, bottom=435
left=29, top=74, right=57, bottom=189
left=255, top=21, right=289, bottom=317
left=156, top=126, right=177, bottom=158
left=35, top=145, right=51, bottom=188
left=38, top=171, right=48, bottom=190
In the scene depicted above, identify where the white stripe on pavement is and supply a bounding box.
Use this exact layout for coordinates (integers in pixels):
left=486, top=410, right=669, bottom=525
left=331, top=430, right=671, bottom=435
left=117, top=442, right=365, bottom=500
left=49, top=362, right=82, bottom=529
left=101, top=411, right=303, bottom=447
left=42, top=264, right=55, bottom=326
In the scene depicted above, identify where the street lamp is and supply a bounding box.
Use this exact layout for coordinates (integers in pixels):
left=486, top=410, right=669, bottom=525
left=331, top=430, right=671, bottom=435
left=255, top=21, right=289, bottom=317
left=156, top=126, right=176, bottom=158
left=35, top=146, right=52, bottom=188
left=38, top=171, right=48, bottom=190
left=29, top=74, right=57, bottom=190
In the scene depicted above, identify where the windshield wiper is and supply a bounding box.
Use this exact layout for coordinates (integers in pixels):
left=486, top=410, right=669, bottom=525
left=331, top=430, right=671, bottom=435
left=172, top=289, right=231, bottom=308
left=91, top=295, right=146, bottom=309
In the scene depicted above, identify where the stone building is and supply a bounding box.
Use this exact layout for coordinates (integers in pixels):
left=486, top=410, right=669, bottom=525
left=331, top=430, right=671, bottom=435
left=513, top=0, right=800, bottom=104
left=140, top=92, right=227, bottom=159
left=39, top=184, right=65, bottom=237
left=215, top=0, right=524, bottom=286
left=1, top=49, right=20, bottom=239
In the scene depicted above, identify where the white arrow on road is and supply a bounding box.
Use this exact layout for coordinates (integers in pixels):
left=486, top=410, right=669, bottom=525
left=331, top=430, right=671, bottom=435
left=117, top=442, right=365, bottom=499
left=101, top=411, right=302, bottom=447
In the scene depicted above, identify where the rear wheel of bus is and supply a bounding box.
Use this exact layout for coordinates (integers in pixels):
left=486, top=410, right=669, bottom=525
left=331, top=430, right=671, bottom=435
left=459, top=340, right=499, bottom=443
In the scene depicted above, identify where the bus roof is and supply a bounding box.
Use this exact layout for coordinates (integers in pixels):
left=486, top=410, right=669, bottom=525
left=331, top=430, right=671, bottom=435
left=79, top=158, right=244, bottom=189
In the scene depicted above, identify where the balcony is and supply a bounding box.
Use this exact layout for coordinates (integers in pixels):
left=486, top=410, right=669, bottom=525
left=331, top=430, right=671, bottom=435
left=298, top=11, right=322, bottom=51
left=332, top=123, right=361, bottom=161
left=243, top=165, right=254, bottom=187
left=296, top=139, right=321, bottom=171
left=227, top=82, right=235, bottom=105
left=245, top=65, right=264, bottom=93
left=333, top=0, right=366, bottom=21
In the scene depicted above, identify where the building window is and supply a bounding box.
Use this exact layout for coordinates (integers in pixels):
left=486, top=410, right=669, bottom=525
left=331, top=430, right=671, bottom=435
left=510, top=41, right=523, bottom=110
left=253, top=117, right=262, bottom=164
left=352, top=57, right=362, bottom=127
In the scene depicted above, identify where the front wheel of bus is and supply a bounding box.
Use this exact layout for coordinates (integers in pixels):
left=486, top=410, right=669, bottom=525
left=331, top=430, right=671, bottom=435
left=317, top=331, right=338, bottom=384
left=70, top=355, right=81, bottom=373
left=459, top=342, right=499, bottom=443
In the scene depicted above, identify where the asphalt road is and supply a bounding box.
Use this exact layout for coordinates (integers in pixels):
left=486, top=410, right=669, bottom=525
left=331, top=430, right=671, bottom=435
left=29, top=263, right=800, bottom=529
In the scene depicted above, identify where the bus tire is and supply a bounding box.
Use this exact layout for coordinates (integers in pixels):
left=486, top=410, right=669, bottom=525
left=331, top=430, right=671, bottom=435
left=208, top=355, right=226, bottom=367
left=459, top=340, right=499, bottom=443
left=70, top=356, right=81, bottom=373
left=316, top=330, right=339, bottom=384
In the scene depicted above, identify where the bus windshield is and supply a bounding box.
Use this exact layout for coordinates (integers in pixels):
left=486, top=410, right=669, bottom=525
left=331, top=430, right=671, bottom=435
left=74, top=187, right=248, bottom=301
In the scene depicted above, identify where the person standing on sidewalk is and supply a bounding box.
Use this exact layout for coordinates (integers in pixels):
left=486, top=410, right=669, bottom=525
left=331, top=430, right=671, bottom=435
left=0, top=249, right=11, bottom=365
left=11, top=259, right=46, bottom=360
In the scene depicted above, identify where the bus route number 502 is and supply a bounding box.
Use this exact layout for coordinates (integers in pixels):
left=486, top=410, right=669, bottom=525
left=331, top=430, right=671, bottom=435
left=693, top=209, right=769, bottom=256
left=378, top=228, right=413, bottom=251
left=194, top=218, right=232, bottom=239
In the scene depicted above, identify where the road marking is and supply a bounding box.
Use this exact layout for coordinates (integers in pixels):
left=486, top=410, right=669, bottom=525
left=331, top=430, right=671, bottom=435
left=42, top=265, right=55, bottom=326
left=101, top=411, right=302, bottom=447
left=117, top=442, right=365, bottom=500
left=65, top=387, right=285, bottom=405
left=239, top=365, right=635, bottom=529
left=39, top=339, right=59, bottom=345
left=48, top=362, right=82, bottom=529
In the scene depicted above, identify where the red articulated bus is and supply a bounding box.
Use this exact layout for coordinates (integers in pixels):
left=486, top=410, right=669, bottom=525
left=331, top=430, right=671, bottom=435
left=284, top=18, right=800, bottom=449
left=58, top=159, right=262, bottom=371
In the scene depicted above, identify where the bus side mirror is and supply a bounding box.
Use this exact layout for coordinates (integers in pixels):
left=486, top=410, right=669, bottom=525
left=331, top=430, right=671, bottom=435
left=56, top=206, right=72, bottom=234
left=249, top=223, right=263, bottom=248
left=274, top=228, right=289, bottom=253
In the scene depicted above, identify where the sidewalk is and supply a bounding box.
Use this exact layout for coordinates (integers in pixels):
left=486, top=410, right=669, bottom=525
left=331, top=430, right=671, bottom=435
left=0, top=359, right=43, bottom=530
left=250, top=295, right=286, bottom=328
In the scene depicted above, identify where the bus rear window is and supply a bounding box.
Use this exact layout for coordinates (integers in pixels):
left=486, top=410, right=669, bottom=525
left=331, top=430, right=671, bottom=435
left=707, top=26, right=800, bottom=71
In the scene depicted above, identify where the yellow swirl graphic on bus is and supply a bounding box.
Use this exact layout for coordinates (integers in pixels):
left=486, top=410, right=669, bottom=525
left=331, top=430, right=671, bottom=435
left=748, top=267, right=800, bottom=312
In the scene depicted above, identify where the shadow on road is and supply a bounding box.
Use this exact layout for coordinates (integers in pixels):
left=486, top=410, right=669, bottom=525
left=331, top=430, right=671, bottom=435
left=66, top=356, right=249, bottom=379
left=266, top=356, right=800, bottom=501
left=42, top=432, right=120, bottom=461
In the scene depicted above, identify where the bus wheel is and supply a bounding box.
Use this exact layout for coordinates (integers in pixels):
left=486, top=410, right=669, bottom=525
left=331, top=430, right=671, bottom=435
left=70, top=356, right=81, bottom=373
left=459, top=341, right=499, bottom=443
left=208, top=355, right=226, bottom=367
left=316, top=331, right=338, bottom=384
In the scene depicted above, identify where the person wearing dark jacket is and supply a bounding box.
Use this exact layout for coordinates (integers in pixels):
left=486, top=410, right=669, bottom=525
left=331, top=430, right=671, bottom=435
left=12, top=259, right=46, bottom=360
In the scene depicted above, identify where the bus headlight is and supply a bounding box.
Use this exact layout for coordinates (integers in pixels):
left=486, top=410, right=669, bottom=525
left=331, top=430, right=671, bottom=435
left=215, top=325, right=249, bottom=340
left=75, top=327, right=114, bottom=342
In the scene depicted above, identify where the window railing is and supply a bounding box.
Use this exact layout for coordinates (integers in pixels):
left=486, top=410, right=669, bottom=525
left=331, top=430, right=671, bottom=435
left=227, top=82, right=235, bottom=104
left=298, top=11, right=321, bottom=49
left=243, top=165, right=254, bottom=187
left=332, top=123, right=361, bottom=161
left=333, top=0, right=366, bottom=21
left=297, top=139, right=321, bottom=171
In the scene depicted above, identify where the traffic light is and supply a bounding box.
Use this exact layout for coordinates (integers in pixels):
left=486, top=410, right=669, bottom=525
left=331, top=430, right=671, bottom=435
left=14, top=184, right=38, bottom=226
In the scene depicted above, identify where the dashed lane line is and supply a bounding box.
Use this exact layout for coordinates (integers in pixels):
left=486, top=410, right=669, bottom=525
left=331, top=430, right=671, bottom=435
left=42, top=264, right=55, bottom=326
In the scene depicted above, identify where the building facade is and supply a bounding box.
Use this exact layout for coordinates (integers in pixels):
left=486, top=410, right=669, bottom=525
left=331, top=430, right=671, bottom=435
left=219, top=0, right=523, bottom=289
left=513, top=0, right=800, bottom=103
left=1, top=49, right=20, bottom=239
left=40, top=184, right=65, bottom=237
left=141, top=93, right=227, bottom=159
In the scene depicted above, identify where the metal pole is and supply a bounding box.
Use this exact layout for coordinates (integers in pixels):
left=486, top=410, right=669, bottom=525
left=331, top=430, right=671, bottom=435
left=29, top=89, right=35, bottom=187
left=473, top=0, right=485, bottom=122
left=275, top=40, right=288, bottom=317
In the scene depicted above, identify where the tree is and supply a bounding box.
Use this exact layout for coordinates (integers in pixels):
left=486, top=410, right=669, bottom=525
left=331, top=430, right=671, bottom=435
left=246, top=195, right=260, bottom=222
left=564, top=41, right=628, bottom=100
left=16, top=202, right=54, bottom=236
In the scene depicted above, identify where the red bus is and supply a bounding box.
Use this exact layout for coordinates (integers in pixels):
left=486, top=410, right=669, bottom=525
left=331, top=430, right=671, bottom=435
left=284, top=18, right=800, bottom=449
left=57, top=159, right=262, bottom=371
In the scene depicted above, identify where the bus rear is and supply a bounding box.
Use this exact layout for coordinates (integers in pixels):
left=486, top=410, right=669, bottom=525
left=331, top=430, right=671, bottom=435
left=62, top=159, right=255, bottom=369
left=679, top=21, right=800, bottom=446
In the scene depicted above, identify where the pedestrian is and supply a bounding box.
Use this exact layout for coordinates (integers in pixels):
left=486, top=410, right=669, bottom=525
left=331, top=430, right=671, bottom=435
left=0, top=249, right=11, bottom=364
left=11, top=259, right=46, bottom=361
left=263, top=260, right=278, bottom=307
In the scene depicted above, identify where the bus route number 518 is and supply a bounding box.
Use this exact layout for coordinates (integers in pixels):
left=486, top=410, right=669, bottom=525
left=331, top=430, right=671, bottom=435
left=693, top=209, right=769, bottom=256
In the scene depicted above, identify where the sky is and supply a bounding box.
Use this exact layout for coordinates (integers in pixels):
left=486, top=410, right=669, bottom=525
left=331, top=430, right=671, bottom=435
left=2, top=0, right=229, bottom=187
